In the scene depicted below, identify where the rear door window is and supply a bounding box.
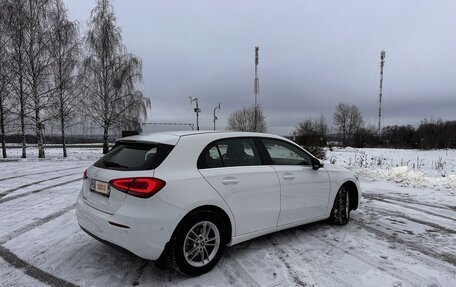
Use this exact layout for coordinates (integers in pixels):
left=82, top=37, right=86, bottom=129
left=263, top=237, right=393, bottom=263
left=94, top=142, right=173, bottom=170
left=198, top=138, right=262, bottom=168
left=203, top=145, right=224, bottom=168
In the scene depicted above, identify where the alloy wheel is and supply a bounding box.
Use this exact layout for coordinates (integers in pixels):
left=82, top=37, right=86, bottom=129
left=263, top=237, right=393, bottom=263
left=183, top=221, right=221, bottom=267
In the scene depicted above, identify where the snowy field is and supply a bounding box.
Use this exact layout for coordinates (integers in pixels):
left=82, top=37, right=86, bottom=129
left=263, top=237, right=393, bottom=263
left=0, top=147, right=455, bottom=287
left=327, top=147, right=456, bottom=192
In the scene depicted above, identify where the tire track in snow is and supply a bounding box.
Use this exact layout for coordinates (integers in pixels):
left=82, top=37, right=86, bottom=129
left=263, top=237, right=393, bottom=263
left=363, top=195, right=456, bottom=221
left=265, top=234, right=315, bottom=287
left=286, top=229, right=352, bottom=287
left=131, top=260, right=150, bottom=286
left=0, top=165, right=85, bottom=182
left=363, top=205, right=456, bottom=235
left=0, top=178, right=81, bottom=204
left=0, top=204, right=76, bottom=244
left=218, top=252, right=261, bottom=287
left=362, top=193, right=456, bottom=212
left=351, top=219, right=456, bottom=269
left=0, top=172, right=81, bottom=199
left=0, top=245, right=77, bottom=287
left=274, top=230, right=351, bottom=287
left=309, top=232, right=431, bottom=287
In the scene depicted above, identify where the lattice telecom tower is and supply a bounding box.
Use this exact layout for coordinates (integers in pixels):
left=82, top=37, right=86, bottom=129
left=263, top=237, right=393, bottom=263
left=253, top=46, right=259, bottom=131
left=378, top=50, right=386, bottom=133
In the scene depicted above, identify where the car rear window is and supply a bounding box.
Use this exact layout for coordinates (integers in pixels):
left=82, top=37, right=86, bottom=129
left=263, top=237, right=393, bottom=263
left=94, top=142, right=174, bottom=170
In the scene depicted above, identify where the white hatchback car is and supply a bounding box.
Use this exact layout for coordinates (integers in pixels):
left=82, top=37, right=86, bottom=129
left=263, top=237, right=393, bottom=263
left=76, top=131, right=360, bottom=276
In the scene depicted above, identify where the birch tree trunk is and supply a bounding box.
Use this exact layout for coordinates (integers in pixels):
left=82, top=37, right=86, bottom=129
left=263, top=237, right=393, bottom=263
left=0, top=95, right=6, bottom=158
left=49, top=0, right=80, bottom=158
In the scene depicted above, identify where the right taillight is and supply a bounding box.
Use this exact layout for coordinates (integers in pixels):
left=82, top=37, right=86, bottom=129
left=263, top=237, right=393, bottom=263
left=109, top=177, right=166, bottom=198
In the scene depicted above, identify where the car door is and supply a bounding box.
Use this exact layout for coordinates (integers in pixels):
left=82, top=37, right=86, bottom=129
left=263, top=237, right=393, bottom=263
left=198, top=138, right=281, bottom=236
left=259, top=138, right=331, bottom=226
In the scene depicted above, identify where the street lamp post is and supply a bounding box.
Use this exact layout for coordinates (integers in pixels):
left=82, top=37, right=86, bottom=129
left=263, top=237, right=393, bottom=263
left=213, top=102, right=221, bottom=130
left=189, top=96, right=200, bottom=131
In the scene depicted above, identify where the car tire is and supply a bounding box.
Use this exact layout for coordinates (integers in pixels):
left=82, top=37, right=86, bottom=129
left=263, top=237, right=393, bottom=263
left=168, top=210, right=226, bottom=276
left=329, top=185, right=350, bottom=225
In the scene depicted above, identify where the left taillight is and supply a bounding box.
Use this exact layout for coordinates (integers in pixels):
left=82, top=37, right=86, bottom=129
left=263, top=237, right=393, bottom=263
left=83, top=169, right=88, bottom=180
left=109, top=177, right=166, bottom=198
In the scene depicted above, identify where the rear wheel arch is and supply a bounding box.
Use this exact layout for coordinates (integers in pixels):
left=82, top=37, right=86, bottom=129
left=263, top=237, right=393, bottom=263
left=175, top=205, right=233, bottom=244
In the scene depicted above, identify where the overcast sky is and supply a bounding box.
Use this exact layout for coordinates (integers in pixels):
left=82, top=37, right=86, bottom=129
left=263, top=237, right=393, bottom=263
left=64, top=0, right=456, bottom=135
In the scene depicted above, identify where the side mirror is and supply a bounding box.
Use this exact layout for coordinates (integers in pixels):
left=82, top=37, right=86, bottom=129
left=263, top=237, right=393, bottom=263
left=311, top=158, right=324, bottom=170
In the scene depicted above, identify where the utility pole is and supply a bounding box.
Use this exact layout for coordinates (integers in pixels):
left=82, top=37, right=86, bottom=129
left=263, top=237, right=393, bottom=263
left=189, top=96, right=200, bottom=131
left=213, top=102, right=221, bottom=131
left=378, top=50, right=386, bottom=133
left=253, top=46, right=259, bottom=132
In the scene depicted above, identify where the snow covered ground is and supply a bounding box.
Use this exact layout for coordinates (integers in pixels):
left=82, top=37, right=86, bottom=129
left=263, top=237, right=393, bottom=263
left=327, top=147, right=456, bottom=191
left=0, top=147, right=455, bottom=286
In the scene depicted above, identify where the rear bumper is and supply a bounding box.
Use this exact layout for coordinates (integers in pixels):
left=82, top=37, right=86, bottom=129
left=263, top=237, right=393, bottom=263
left=76, top=191, right=184, bottom=260
left=79, top=225, right=138, bottom=257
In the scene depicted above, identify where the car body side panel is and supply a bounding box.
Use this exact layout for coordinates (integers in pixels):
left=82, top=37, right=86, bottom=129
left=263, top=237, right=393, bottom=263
left=200, top=166, right=281, bottom=236
left=153, top=135, right=237, bottom=237
left=229, top=214, right=329, bottom=246
left=272, top=165, right=331, bottom=225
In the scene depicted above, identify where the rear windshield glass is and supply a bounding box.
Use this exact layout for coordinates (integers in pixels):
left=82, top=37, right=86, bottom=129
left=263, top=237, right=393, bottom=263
left=94, top=142, right=174, bottom=170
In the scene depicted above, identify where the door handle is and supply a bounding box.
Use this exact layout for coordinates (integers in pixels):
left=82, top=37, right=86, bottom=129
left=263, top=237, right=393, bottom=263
left=282, top=173, right=295, bottom=180
left=222, top=177, right=239, bottom=185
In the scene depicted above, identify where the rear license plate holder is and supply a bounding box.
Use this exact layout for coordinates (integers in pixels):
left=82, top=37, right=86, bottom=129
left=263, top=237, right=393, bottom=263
left=90, top=179, right=110, bottom=197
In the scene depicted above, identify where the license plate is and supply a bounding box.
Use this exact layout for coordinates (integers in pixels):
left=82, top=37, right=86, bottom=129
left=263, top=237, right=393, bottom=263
left=90, top=180, right=110, bottom=196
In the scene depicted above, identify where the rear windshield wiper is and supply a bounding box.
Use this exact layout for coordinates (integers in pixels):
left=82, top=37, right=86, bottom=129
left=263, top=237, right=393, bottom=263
left=102, top=161, right=129, bottom=169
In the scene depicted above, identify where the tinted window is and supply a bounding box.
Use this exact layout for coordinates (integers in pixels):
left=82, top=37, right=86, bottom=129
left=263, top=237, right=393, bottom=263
left=198, top=138, right=262, bottom=168
left=261, top=138, right=311, bottom=165
left=94, top=142, right=173, bottom=170
left=203, top=145, right=224, bottom=168
left=218, top=138, right=261, bottom=167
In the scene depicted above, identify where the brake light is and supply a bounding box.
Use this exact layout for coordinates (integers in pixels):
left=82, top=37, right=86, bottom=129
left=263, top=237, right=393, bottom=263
left=109, top=177, right=166, bottom=198
left=83, top=169, right=88, bottom=179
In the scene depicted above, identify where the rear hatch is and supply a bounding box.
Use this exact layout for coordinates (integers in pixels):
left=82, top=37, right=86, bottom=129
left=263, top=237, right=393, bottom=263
left=82, top=141, right=174, bottom=214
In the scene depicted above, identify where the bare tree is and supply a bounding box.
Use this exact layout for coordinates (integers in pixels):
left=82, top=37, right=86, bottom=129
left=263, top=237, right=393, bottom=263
left=333, top=103, right=363, bottom=146
left=0, top=4, right=12, bottom=158
left=227, top=105, right=266, bottom=132
left=49, top=0, right=80, bottom=157
left=3, top=0, right=28, bottom=158
left=82, top=0, right=149, bottom=154
left=23, top=0, right=56, bottom=158
left=293, top=114, right=328, bottom=147
left=315, top=114, right=328, bottom=141
left=0, top=82, right=9, bottom=158
left=353, top=124, right=376, bottom=148
left=294, top=118, right=314, bottom=137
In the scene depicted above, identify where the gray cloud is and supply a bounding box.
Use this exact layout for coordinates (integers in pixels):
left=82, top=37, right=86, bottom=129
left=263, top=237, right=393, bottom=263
left=65, top=0, right=456, bottom=135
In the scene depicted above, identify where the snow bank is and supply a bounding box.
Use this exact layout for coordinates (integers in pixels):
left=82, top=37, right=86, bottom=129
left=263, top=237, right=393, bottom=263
left=388, top=166, right=424, bottom=184
left=327, top=147, right=456, bottom=192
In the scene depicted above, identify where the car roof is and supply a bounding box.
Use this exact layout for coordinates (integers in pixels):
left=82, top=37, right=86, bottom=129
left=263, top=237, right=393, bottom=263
left=118, top=130, right=284, bottom=145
